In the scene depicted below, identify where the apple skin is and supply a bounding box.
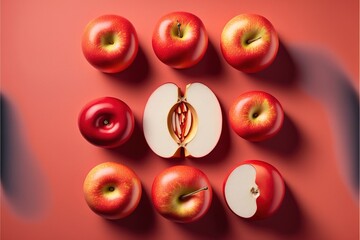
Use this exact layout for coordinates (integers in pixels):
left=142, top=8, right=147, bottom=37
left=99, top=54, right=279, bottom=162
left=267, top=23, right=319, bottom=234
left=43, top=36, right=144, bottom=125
left=78, top=97, right=135, bottom=148
left=152, top=12, right=208, bottom=69
left=229, top=91, right=284, bottom=141
left=83, top=162, right=142, bottom=220
left=220, top=13, right=279, bottom=73
left=223, top=160, right=285, bottom=220
left=82, top=15, right=138, bottom=73
left=151, top=165, right=212, bottom=223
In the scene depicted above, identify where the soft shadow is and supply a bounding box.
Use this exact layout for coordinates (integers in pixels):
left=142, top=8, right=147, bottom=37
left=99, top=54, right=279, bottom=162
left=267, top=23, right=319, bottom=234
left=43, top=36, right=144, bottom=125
left=244, top=184, right=304, bottom=235
left=252, top=113, right=302, bottom=157
left=174, top=39, right=223, bottom=77
left=104, top=186, right=156, bottom=235
left=106, top=117, right=151, bottom=162
left=247, top=40, right=298, bottom=86
left=175, top=190, right=230, bottom=239
left=104, top=45, right=151, bottom=84
left=0, top=94, right=49, bottom=218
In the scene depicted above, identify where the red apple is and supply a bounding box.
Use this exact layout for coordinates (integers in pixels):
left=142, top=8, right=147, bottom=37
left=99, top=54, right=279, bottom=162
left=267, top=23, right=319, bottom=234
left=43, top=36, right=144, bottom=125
left=151, top=165, right=212, bottom=223
left=220, top=13, right=279, bottom=73
left=83, top=162, right=142, bottom=220
left=229, top=91, right=284, bottom=141
left=82, top=15, right=138, bottom=73
left=223, top=160, right=285, bottom=220
left=152, top=12, right=208, bottom=69
left=78, top=97, right=134, bottom=148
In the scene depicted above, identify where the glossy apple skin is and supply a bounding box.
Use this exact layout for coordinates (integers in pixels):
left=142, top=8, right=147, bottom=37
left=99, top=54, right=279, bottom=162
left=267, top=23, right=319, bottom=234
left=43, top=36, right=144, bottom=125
left=220, top=14, right=279, bottom=73
left=82, top=15, right=138, bottom=73
left=151, top=165, right=212, bottom=223
left=83, top=162, right=142, bottom=220
left=78, top=97, right=135, bottom=148
left=229, top=91, right=284, bottom=141
left=152, top=12, right=208, bottom=69
left=223, top=160, right=285, bottom=220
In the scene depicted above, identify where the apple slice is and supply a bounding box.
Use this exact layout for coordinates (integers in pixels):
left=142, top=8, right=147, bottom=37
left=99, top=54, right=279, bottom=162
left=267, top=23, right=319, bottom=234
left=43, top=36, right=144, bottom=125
left=143, top=82, right=222, bottom=158
left=223, top=160, right=285, bottom=220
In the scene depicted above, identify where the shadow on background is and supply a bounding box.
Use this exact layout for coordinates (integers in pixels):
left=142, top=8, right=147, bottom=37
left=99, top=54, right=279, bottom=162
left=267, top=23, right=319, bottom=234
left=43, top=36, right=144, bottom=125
left=1, top=94, right=49, bottom=218
left=243, top=184, right=304, bottom=235
left=175, top=190, right=230, bottom=239
left=247, top=40, right=298, bottom=86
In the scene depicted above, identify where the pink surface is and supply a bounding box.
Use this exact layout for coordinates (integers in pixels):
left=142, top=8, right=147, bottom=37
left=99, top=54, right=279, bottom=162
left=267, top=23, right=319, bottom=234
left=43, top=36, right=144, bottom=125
left=1, top=0, right=359, bottom=240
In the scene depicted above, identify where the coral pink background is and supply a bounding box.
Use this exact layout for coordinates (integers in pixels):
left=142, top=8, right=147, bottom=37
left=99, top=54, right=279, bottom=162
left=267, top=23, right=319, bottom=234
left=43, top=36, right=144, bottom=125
left=1, top=0, right=359, bottom=239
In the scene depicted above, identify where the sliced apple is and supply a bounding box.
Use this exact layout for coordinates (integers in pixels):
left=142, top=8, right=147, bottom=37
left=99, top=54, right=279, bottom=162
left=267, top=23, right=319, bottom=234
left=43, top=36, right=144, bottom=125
left=143, top=82, right=222, bottom=158
left=223, top=160, right=285, bottom=220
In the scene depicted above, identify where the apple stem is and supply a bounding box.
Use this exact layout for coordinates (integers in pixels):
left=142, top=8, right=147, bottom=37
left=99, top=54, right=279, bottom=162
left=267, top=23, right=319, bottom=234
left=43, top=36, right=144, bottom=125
left=246, top=36, right=262, bottom=44
left=103, top=119, right=109, bottom=125
left=177, top=20, right=182, bottom=38
left=180, top=186, right=208, bottom=200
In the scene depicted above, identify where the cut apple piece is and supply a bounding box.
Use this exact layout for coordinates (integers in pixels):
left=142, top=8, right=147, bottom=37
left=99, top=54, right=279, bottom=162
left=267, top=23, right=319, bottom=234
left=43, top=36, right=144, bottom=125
left=223, top=160, right=285, bottom=220
left=143, top=82, right=222, bottom=158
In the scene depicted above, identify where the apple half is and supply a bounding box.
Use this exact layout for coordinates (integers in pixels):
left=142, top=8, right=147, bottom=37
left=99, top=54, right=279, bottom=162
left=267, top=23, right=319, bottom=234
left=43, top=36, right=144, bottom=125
left=223, top=160, right=285, bottom=220
left=143, top=82, right=222, bottom=158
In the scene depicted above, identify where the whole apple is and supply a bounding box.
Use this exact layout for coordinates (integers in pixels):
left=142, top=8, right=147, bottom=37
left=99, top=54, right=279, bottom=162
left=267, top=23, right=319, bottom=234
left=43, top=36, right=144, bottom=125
left=83, top=162, right=142, bottom=220
left=220, top=13, right=279, bottom=73
left=151, top=165, right=212, bottom=223
left=82, top=15, right=138, bottom=73
left=152, top=12, right=208, bottom=69
left=78, top=97, right=135, bottom=148
left=229, top=91, right=284, bottom=141
left=223, top=160, right=285, bottom=220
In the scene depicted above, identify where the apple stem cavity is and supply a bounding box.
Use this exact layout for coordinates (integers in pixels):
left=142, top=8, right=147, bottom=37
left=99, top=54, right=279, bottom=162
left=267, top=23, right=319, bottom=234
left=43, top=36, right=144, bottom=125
left=108, top=186, right=115, bottom=192
left=246, top=36, right=262, bottom=45
left=103, top=119, right=110, bottom=125
left=177, top=20, right=182, bottom=38
left=180, top=186, right=208, bottom=200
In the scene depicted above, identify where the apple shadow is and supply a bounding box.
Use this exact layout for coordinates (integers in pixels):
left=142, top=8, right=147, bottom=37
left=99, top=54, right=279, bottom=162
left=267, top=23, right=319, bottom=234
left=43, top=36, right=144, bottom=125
left=106, top=117, right=151, bottom=162
left=0, top=94, right=49, bottom=218
left=175, top=190, right=230, bottom=239
left=103, top=45, right=151, bottom=84
left=104, top=186, right=156, bottom=235
left=242, top=184, right=304, bottom=236
left=173, top=39, right=223, bottom=78
left=246, top=40, right=298, bottom=86
left=252, top=113, right=302, bottom=158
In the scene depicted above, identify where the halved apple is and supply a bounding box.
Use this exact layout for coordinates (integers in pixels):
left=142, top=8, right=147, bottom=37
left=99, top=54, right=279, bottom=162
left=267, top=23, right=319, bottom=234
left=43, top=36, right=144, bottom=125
left=143, top=82, right=222, bottom=158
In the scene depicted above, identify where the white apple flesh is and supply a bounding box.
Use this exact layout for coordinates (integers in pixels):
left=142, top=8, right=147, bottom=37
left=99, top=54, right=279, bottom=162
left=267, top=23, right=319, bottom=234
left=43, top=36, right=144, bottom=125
left=143, top=82, right=222, bottom=158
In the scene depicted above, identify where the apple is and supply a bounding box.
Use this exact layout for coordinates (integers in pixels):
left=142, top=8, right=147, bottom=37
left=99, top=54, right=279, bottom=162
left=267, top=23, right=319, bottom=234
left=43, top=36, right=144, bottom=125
left=223, top=160, right=285, bottom=220
left=83, top=162, right=142, bottom=220
left=78, top=97, right=135, bottom=148
left=82, top=14, right=138, bottom=73
left=229, top=91, right=284, bottom=141
left=151, top=165, right=212, bottom=223
left=220, top=13, right=279, bottom=73
left=152, top=11, right=208, bottom=69
left=143, top=82, right=222, bottom=158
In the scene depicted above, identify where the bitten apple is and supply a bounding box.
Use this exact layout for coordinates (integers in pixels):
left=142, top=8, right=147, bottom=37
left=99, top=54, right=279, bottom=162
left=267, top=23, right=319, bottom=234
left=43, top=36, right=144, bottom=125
left=220, top=13, right=279, bottom=73
left=152, top=11, right=208, bottom=69
left=78, top=97, right=134, bottom=148
left=82, top=15, right=138, bottom=73
left=143, top=82, right=222, bottom=158
left=223, top=160, right=285, bottom=220
left=83, top=162, right=142, bottom=220
left=151, top=165, right=212, bottom=223
left=229, top=91, right=284, bottom=141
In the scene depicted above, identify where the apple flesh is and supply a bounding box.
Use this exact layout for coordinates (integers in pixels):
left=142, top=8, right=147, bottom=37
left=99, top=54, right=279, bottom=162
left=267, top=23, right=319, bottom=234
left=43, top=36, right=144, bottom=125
left=223, top=160, right=285, bottom=220
left=151, top=165, right=212, bottom=223
left=143, top=82, right=222, bottom=158
left=83, top=162, right=142, bottom=220
left=78, top=97, right=135, bottom=148
left=82, top=14, right=138, bottom=73
left=152, top=11, right=208, bottom=69
left=220, top=13, right=279, bottom=73
left=229, top=91, right=284, bottom=141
